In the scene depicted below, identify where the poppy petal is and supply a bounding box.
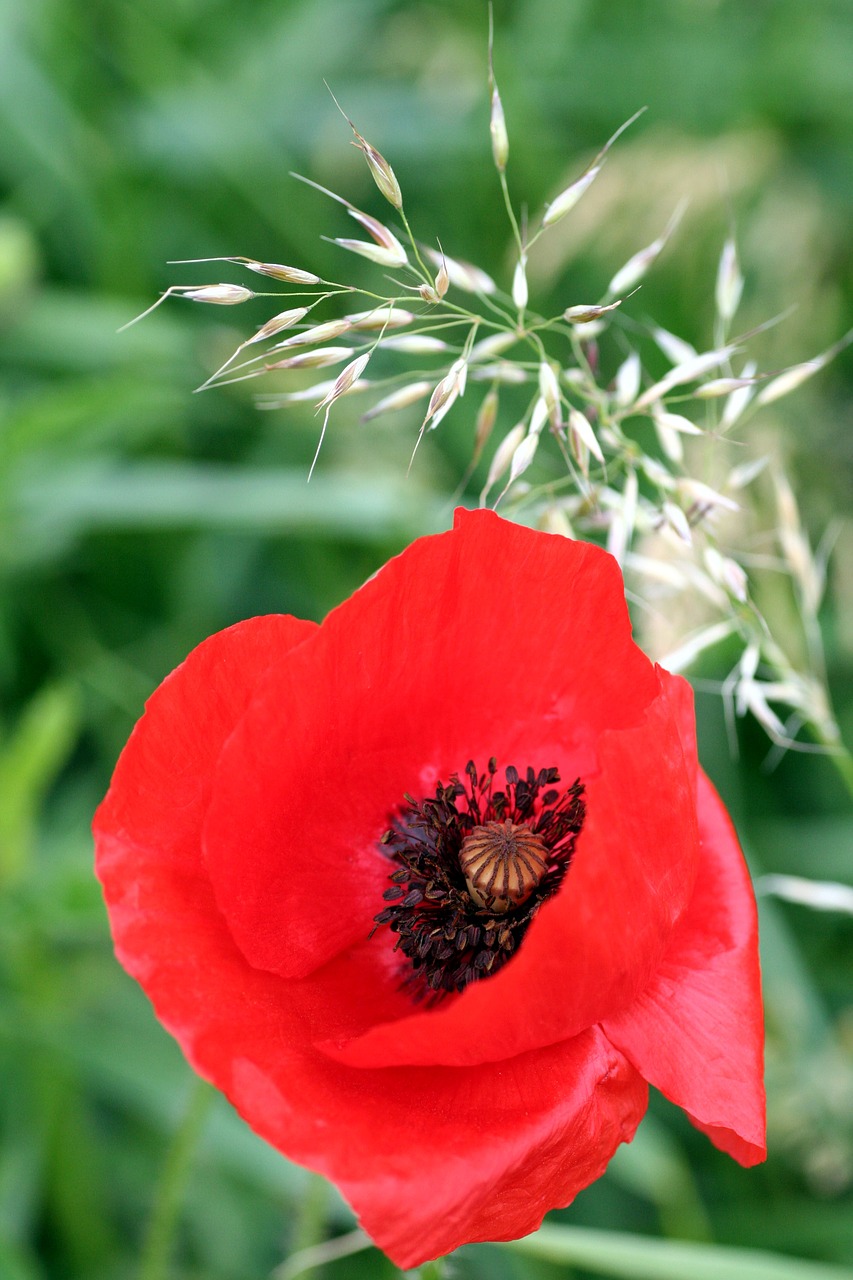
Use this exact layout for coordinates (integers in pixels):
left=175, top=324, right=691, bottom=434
left=94, top=614, right=317, bottom=882
left=324, top=1027, right=648, bottom=1267
left=602, top=770, right=766, bottom=1164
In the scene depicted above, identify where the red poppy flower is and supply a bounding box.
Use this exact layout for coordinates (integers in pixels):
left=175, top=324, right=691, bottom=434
left=93, top=509, right=765, bottom=1268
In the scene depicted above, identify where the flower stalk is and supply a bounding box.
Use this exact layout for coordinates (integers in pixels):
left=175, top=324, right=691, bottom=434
left=138, top=1081, right=212, bottom=1280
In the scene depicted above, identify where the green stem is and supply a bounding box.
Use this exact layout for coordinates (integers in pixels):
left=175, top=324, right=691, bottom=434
left=399, top=208, right=433, bottom=284
left=818, top=732, right=853, bottom=801
left=272, top=1230, right=371, bottom=1280
left=418, top=1260, right=449, bottom=1280
left=138, top=1080, right=212, bottom=1280
left=290, top=1174, right=331, bottom=1257
left=499, top=170, right=525, bottom=261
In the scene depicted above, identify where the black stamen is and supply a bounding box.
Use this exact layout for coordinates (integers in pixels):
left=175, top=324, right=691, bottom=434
left=372, top=760, right=585, bottom=1000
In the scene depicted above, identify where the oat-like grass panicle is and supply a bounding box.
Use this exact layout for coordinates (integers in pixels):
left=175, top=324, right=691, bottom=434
left=119, top=27, right=850, bottom=764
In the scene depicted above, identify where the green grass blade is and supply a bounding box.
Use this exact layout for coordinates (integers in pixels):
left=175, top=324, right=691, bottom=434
left=505, top=1224, right=853, bottom=1280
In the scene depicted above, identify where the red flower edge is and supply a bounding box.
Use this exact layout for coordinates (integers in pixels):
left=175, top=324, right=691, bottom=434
left=94, top=509, right=765, bottom=1267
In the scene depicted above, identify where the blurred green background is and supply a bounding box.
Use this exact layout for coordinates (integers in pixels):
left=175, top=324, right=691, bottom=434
left=1, top=0, right=852, bottom=1277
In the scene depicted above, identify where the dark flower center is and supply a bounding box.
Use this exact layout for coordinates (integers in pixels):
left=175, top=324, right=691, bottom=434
left=372, top=759, right=585, bottom=999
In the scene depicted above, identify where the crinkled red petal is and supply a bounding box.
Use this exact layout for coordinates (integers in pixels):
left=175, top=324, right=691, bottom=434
left=602, top=770, right=766, bottom=1165
left=94, top=614, right=317, bottom=881
left=329, top=1027, right=647, bottom=1267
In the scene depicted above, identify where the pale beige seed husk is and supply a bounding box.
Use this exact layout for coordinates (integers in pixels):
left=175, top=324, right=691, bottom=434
left=470, top=332, right=517, bottom=361
left=564, top=299, right=622, bottom=323
left=490, top=87, right=509, bottom=171
left=677, top=477, right=739, bottom=512
left=248, top=308, right=310, bottom=343
left=652, top=408, right=703, bottom=436
left=244, top=261, right=320, bottom=284
left=543, top=166, right=600, bottom=228
left=654, top=420, right=683, bottom=460
left=652, top=326, right=697, bottom=366
left=715, top=238, right=744, bottom=323
left=379, top=335, right=448, bottom=354
left=316, top=353, right=371, bottom=408
left=346, top=307, right=414, bottom=330
left=361, top=382, right=433, bottom=421
left=568, top=408, right=604, bottom=463
left=469, top=363, right=528, bottom=385
left=538, top=361, right=561, bottom=423
left=266, top=347, right=354, bottom=371
left=475, top=388, right=499, bottom=451
left=512, top=256, right=529, bottom=310
left=424, top=248, right=497, bottom=295
left=183, top=284, right=254, bottom=304
left=614, top=352, right=641, bottom=407
left=755, top=360, right=824, bottom=406
left=695, top=376, right=755, bottom=399
left=346, top=207, right=408, bottom=258
left=508, top=431, right=539, bottom=485
left=528, top=397, right=549, bottom=438
left=356, top=135, right=403, bottom=210
left=484, top=423, right=526, bottom=492
left=273, top=319, right=352, bottom=350
left=633, top=346, right=738, bottom=411
left=334, top=238, right=408, bottom=268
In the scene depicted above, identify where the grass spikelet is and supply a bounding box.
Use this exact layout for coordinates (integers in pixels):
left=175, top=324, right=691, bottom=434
left=360, top=382, right=433, bottom=422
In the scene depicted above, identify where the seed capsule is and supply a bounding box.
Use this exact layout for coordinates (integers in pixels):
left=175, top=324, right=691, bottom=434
left=459, top=821, right=547, bottom=913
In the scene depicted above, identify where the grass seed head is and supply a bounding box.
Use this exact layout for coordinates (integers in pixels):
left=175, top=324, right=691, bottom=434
left=272, top=319, right=352, bottom=350
left=507, top=431, right=539, bottom=486
left=607, top=201, right=685, bottom=297
left=243, top=261, right=320, bottom=284
left=538, top=361, right=561, bottom=426
left=482, top=422, right=526, bottom=501
left=265, top=347, right=354, bottom=371
left=512, top=254, right=528, bottom=310
left=470, top=332, right=517, bottom=361
left=528, top=397, right=550, bottom=437
left=333, top=237, right=408, bottom=268
left=182, top=284, right=255, bottom=304
left=346, top=306, right=414, bottom=330
left=695, top=376, right=756, bottom=399
left=490, top=86, right=509, bottom=172
left=543, top=166, right=600, bottom=228
left=469, top=362, right=528, bottom=385
left=361, top=381, right=433, bottom=422
left=378, top=335, right=449, bottom=354
left=564, top=299, right=623, bottom=323
left=425, top=248, right=497, bottom=295
left=248, top=308, right=310, bottom=343
left=614, top=351, right=641, bottom=406
left=715, top=237, right=744, bottom=324
left=474, top=387, right=499, bottom=455
left=327, top=83, right=403, bottom=210
left=316, top=353, right=371, bottom=408
left=434, top=253, right=450, bottom=299
left=346, top=129, right=402, bottom=209
left=568, top=408, right=604, bottom=465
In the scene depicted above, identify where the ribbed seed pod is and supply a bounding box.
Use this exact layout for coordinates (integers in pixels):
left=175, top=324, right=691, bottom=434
left=459, top=821, right=547, bottom=913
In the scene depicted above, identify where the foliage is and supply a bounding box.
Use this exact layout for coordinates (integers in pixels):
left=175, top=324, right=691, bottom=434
left=1, top=0, right=852, bottom=1277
